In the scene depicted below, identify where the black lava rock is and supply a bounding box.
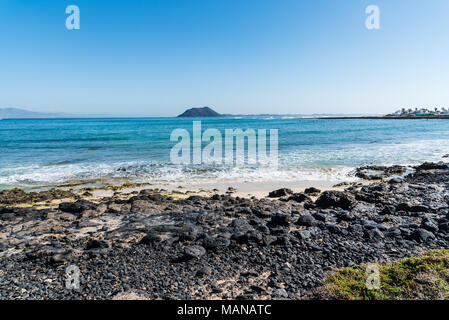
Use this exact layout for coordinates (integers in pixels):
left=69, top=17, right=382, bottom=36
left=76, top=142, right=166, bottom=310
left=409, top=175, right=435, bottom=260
left=296, top=215, right=317, bottom=227
left=304, top=187, right=321, bottom=195
left=59, top=200, right=97, bottom=213
left=410, top=228, right=435, bottom=243
left=268, top=188, right=293, bottom=198
left=270, top=213, right=292, bottom=227
left=203, top=237, right=231, bottom=250
left=288, top=193, right=312, bottom=203
left=184, top=245, right=206, bottom=260
left=86, top=239, right=110, bottom=250
left=315, top=191, right=356, bottom=210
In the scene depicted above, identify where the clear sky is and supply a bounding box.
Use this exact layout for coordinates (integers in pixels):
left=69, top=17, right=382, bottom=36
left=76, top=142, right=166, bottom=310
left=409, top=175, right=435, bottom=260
left=0, top=0, right=448, bottom=116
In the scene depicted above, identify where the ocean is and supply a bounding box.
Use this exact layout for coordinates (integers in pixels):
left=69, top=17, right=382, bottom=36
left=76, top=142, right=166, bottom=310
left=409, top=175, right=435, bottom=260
left=1, top=117, right=449, bottom=190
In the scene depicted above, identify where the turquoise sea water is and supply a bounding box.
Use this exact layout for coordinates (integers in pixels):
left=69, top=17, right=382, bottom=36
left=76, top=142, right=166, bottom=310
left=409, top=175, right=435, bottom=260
left=1, top=117, right=449, bottom=190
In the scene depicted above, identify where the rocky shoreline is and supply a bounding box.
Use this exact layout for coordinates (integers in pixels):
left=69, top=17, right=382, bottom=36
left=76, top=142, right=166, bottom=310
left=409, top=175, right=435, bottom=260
left=1, top=162, right=449, bottom=300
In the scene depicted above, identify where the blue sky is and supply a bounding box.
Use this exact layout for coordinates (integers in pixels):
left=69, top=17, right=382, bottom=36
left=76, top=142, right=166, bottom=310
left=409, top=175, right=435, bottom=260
left=0, top=0, right=448, bottom=116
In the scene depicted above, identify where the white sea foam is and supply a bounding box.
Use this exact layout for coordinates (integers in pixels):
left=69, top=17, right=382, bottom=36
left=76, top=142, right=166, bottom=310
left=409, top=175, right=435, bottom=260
left=0, top=161, right=355, bottom=187
left=1, top=138, right=448, bottom=189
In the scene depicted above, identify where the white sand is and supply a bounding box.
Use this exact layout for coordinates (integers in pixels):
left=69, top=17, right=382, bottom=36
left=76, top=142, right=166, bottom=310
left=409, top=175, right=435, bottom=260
left=88, top=178, right=361, bottom=200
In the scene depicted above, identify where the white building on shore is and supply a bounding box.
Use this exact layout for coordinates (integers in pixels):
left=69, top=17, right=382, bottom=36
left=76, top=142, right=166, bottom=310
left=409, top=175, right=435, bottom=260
left=388, top=107, right=449, bottom=116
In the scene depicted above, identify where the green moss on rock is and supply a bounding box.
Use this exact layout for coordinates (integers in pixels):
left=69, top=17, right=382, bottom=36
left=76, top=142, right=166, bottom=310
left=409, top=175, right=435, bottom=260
left=319, top=250, right=449, bottom=300
left=0, top=188, right=78, bottom=206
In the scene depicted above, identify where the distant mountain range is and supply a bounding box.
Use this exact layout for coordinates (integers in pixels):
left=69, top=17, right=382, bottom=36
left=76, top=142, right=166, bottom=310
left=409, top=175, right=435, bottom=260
left=0, top=107, right=68, bottom=119
left=0, top=107, right=114, bottom=119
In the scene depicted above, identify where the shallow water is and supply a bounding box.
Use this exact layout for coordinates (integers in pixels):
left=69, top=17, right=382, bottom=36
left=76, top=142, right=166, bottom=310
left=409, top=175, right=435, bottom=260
left=1, top=117, right=449, bottom=189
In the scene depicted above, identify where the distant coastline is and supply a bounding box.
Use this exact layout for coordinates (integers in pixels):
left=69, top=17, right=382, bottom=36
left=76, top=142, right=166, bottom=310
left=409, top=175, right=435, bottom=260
left=320, top=107, right=449, bottom=119
left=318, top=115, right=449, bottom=120
left=0, top=106, right=378, bottom=119
left=4, top=106, right=449, bottom=120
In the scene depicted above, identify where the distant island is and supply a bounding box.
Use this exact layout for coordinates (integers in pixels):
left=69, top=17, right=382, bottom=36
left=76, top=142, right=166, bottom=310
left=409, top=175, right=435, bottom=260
left=177, top=107, right=223, bottom=117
